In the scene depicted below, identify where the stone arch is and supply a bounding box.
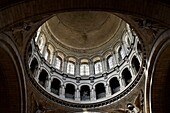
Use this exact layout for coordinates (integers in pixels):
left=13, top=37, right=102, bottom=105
left=38, top=69, right=49, bottom=88
left=80, top=85, right=90, bottom=101
left=51, top=78, right=61, bottom=96
left=65, top=83, right=75, bottom=100
left=95, top=83, right=106, bottom=99
left=122, top=68, right=132, bottom=86
left=131, top=55, right=140, bottom=74
left=30, top=57, right=39, bottom=77
left=109, top=77, right=120, bottom=94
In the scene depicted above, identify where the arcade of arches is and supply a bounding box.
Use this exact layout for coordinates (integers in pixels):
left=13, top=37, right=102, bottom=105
left=0, top=1, right=170, bottom=113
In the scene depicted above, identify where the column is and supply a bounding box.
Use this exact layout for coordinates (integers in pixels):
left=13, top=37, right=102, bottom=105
left=35, top=68, right=41, bottom=82
left=113, top=52, right=118, bottom=66
left=75, top=88, right=80, bottom=101
left=119, top=76, right=125, bottom=90
left=129, top=65, right=136, bottom=79
left=63, top=58, right=67, bottom=73
left=75, top=62, right=80, bottom=77
left=51, top=52, right=56, bottom=66
left=102, top=58, right=107, bottom=73
left=105, top=84, right=111, bottom=97
left=122, top=42, right=128, bottom=56
left=46, top=77, right=52, bottom=92
left=90, top=88, right=96, bottom=101
left=59, top=85, right=65, bottom=98
left=89, top=61, right=94, bottom=76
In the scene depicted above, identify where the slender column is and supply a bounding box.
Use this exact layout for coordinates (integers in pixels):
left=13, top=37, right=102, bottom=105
left=130, top=65, right=136, bottom=79
left=113, top=51, right=119, bottom=66
left=122, top=42, right=128, bottom=56
left=75, top=62, right=80, bottom=77
left=102, top=58, right=107, bottom=73
left=51, top=52, right=56, bottom=66
left=63, top=58, right=68, bottom=73
left=75, top=88, right=80, bottom=101
left=89, top=61, right=94, bottom=76
left=119, top=76, right=125, bottom=90
left=35, top=68, right=41, bottom=82
left=105, top=84, right=111, bottom=97
left=46, top=77, right=52, bottom=92
left=91, top=88, right=96, bottom=101
left=59, top=85, right=65, bottom=98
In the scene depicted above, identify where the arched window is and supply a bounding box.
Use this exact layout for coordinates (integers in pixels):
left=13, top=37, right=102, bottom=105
left=109, top=77, right=120, bottom=94
left=37, top=33, right=46, bottom=54
left=65, top=84, right=75, bottom=100
left=51, top=78, right=61, bottom=96
left=38, top=70, right=48, bottom=88
left=132, top=56, right=140, bottom=74
left=30, top=58, right=38, bottom=77
left=54, top=57, right=62, bottom=70
left=107, top=55, right=114, bottom=69
left=118, top=46, right=125, bottom=62
left=122, top=68, right=132, bottom=86
left=80, top=63, right=90, bottom=76
left=94, top=61, right=103, bottom=74
left=95, top=83, right=106, bottom=99
left=67, top=61, right=75, bottom=75
left=80, top=85, right=90, bottom=101
left=44, top=49, right=50, bottom=62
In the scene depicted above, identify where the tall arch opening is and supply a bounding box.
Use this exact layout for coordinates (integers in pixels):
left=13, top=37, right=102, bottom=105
left=38, top=70, right=48, bottom=88
left=51, top=78, right=61, bottom=96
left=65, top=83, right=75, bottom=100
left=109, top=77, right=120, bottom=94
left=95, top=83, right=106, bottom=99
left=132, top=56, right=140, bottom=74
left=122, top=68, right=132, bottom=86
left=80, top=85, right=90, bottom=101
left=30, top=58, right=38, bottom=77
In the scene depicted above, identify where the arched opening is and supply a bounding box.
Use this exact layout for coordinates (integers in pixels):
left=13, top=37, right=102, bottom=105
left=132, top=56, right=140, bottom=74
left=122, top=68, right=132, bottom=86
left=51, top=78, right=61, bottom=96
left=95, top=83, right=106, bottom=99
left=65, top=83, right=75, bottom=100
left=54, top=56, right=62, bottom=70
left=80, top=85, right=90, bottom=101
left=30, top=58, right=38, bottom=77
left=109, top=77, right=120, bottom=94
left=38, top=70, right=48, bottom=88
left=107, top=55, right=114, bottom=69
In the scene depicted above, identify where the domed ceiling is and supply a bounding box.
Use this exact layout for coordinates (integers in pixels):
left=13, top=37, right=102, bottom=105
left=44, top=11, right=124, bottom=56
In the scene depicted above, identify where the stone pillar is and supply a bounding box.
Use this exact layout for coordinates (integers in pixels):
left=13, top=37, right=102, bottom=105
left=89, top=61, right=94, bottom=76
left=75, top=62, right=80, bottom=77
left=63, top=58, right=67, bottom=73
left=59, top=85, right=65, bottom=98
left=91, top=88, right=96, bottom=101
left=51, top=52, right=56, bottom=66
left=119, top=77, right=125, bottom=90
left=75, top=88, right=80, bottom=101
left=105, top=84, right=111, bottom=97
left=35, top=68, right=41, bottom=82
left=130, top=65, right=136, bottom=79
left=46, top=77, right=52, bottom=92
left=102, top=58, right=107, bottom=73
left=113, top=52, right=118, bottom=66
left=122, top=42, right=128, bottom=56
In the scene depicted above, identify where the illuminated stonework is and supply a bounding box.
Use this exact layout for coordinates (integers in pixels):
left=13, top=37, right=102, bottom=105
left=27, top=11, right=146, bottom=108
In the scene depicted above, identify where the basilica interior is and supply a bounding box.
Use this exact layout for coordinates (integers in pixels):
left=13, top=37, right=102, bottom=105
left=0, top=0, right=170, bottom=113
